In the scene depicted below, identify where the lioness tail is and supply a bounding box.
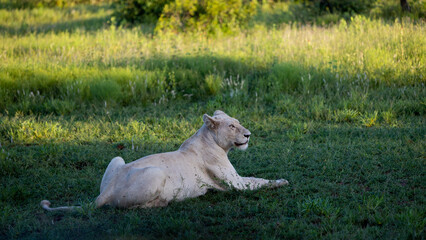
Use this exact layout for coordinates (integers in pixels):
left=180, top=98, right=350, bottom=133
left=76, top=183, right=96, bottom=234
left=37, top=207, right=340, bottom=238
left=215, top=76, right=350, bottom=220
left=40, top=200, right=82, bottom=211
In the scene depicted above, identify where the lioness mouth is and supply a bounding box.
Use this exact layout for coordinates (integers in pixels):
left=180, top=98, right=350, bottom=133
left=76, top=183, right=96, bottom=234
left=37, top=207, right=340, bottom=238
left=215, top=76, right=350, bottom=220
left=235, top=141, right=248, bottom=146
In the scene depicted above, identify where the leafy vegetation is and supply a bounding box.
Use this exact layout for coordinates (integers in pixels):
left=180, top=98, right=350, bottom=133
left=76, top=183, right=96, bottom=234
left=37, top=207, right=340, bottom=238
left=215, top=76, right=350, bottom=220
left=113, top=0, right=171, bottom=25
left=155, top=0, right=258, bottom=33
left=0, top=0, right=113, bottom=9
left=0, top=1, right=425, bottom=239
left=112, top=0, right=426, bottom=32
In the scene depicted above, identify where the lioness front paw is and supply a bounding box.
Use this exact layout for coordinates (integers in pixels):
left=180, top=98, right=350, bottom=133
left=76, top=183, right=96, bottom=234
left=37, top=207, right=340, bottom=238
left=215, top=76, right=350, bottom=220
left=275, top=179, right=289, bottom=187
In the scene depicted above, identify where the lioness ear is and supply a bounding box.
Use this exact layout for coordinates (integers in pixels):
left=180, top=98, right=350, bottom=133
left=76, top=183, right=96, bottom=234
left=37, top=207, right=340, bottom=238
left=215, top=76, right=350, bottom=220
left=214, top=110, right=225, bottom=116
left=203, top=114, right=219, bottom=130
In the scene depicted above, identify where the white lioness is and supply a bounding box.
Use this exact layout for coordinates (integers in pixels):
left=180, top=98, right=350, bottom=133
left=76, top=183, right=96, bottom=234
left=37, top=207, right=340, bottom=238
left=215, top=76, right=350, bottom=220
left=41, top=110, right=288, bottom=210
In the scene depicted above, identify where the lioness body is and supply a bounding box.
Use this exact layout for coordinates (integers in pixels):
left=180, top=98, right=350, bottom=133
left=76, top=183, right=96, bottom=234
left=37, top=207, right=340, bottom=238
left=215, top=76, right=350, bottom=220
left=41, top=111, right=288, bottom=210
left=95, top=129, right=227, bottom=208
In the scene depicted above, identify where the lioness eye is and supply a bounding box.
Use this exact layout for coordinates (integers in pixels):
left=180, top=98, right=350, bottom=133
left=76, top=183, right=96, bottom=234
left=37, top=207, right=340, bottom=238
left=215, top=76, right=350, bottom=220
left=229, top=124, right=235, bottom=129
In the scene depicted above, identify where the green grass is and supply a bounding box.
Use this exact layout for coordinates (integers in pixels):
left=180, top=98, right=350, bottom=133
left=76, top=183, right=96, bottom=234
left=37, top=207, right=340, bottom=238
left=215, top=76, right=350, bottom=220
left=0, top=3, right=425, bottom=239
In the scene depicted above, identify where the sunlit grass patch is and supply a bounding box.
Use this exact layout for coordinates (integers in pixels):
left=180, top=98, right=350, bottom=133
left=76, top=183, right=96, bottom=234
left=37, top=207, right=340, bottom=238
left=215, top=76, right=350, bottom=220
left=382, top=110, right=399, bottom=127
left=1, top=12, right=424, bottom=113
left=0, top=113, right=198, bottom=145
left=333, top=109, right=360, bottom=123
left=360, top=111, right=379, bottom=127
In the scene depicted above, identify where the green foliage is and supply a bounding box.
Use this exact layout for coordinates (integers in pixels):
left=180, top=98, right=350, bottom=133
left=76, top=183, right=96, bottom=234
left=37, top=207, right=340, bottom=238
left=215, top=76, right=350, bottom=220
left=113, top=0, right=171, bottom=24
left=256, top=0, right=426, bottom=28
left=113, top=0, right=258, bottom=33
left=204, top=74, right=222, bottom=95
left=269, top=0, right=374, bottom=25
left=382, top=110, right=398, bottom=126
left=155, top=0, right=258, bottom=33
left=360, top=111, right=378, bottom=127
left=315, top=13, right=340, bottom=25
left=111, top=0, right=425, bottom=33
left=370, top=0, right=426, bottom=20
left=298, top=197, right=340, bottom=218
left=313, top=0, right=374, bottom=14
left=297, top=0, right=424, bottom=20
left=154, top=0, right=198, bottom=32
left=333, top=109, right=359, bottom=123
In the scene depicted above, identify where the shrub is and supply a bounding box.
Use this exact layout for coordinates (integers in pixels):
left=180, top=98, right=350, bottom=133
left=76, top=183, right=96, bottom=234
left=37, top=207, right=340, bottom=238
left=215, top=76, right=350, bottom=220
left=155, top=0, right=258, bottom=33
left=113, top=0, right=259, bottom=33
left=113, top=0, right=171, bottom=25
left=205, top=74, right=222, bottom=95
left=154, top=0, right=198, bottom=32
left=370, top=0, right=426, bottom=20
left=315, top=13, right=340, bottom=25
left=300, top=0, right=374, bottom=15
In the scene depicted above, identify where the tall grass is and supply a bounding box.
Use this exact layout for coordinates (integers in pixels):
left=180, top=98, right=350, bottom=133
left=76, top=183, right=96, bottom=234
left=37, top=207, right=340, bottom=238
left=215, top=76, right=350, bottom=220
left=0, top=5, right=424, bottom=115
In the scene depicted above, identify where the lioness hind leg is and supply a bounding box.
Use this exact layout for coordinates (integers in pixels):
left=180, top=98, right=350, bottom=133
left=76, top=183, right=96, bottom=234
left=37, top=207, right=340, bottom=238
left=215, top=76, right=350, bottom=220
left=114, top=167, right=168, bottom=208
left=100, top=157, right=125, bottom=193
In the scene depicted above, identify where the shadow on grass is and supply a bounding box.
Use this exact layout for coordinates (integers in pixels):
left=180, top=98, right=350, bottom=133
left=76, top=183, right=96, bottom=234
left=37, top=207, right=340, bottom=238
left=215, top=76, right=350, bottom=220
left=1, top=119, right=425, bottom=239
left=253, top=3, right=307, bottom=27
left=0, top=54, right=259, bottom=113
left=0, top=15, right=110, bottom=36
left=252, top=2, right=343, bottom=28
left=0, top=54, right=339, bottom=116
left=3, top=52, right=424, bottom=116
left=0, top=2, right=111, bottom=11
left=0, top=4, right=135, bottom=36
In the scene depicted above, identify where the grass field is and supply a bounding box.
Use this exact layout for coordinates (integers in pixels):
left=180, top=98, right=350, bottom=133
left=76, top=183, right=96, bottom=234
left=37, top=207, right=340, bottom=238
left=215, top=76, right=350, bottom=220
left=0, top=3, right=425, bottom=239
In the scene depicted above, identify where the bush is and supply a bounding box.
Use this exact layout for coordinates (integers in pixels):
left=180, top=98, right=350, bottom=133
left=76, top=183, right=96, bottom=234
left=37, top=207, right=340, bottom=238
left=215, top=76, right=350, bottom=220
left=113, top=0, right=172, bottom=24
left=113, top=0, right=258, bottom=33
left=299, top=0, right=426, bottom=21
left=370, top=0, right=426, bottom=20
left=155, top=0, right=258, bottom=33
left=315, top=13, right=340, bottom=25
left=300, top=0, right=374, bottom=15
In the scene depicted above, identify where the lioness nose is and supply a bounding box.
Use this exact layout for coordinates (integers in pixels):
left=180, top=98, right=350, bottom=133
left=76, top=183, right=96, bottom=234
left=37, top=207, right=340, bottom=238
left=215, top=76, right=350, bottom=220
left=244, top=133, right=251, bottom=138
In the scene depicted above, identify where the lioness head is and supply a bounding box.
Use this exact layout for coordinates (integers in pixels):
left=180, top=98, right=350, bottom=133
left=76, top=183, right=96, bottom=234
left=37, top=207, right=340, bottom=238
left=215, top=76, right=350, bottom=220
left=203, top=110, right=251, bottom=151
